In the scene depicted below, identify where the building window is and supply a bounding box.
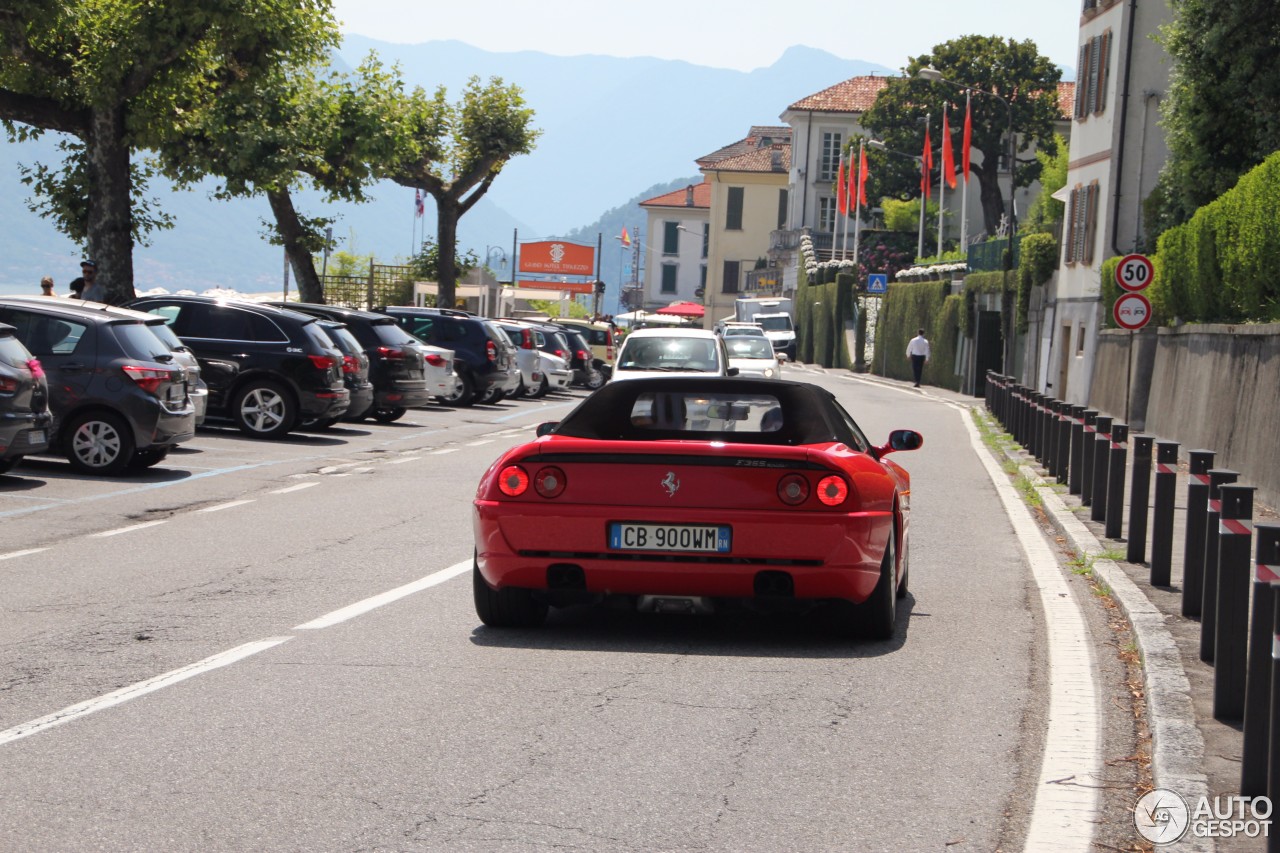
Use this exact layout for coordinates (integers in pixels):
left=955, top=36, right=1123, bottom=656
left=722, top=260, right=740, bottom=294
left=777, top=188, right=789, bottom=229
left=726, top=187, right=744, bottom=230
left=700, top=265, right=707, bottom=293
left=1064, top=182, right=1100, bottom=265
left=1075, top=31, right=1111, bottom=120
left=663, top=221, right=679, bottom=256
left=700, top=223, right=709, bottom=259
left=819, top=132, right=843, bottom=181
left=1076, top=324, right=1086, bottom=355
left=818, top=197, right=836, bottom=233
left=660, top=264, right=678, bottom=294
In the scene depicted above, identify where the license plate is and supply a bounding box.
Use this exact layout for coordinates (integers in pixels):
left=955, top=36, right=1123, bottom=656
left=27, top=430, right=45, bottom=445
left=608, top=522, right=731, bottom=553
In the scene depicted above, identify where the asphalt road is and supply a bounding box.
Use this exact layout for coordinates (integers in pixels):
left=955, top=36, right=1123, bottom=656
left=0, top=371, right=1049, bottom=852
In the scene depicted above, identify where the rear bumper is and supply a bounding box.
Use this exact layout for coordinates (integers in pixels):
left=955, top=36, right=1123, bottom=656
left=299, top=387, right=350, bottom=419
left=0, top=411, right=52, bottom=459
left=474, top=500, right=891, bottom=602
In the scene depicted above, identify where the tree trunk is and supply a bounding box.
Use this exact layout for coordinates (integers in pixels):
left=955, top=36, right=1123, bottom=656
left=434, top=195, right=461, bottom=309
left=85, top=105, right=135, bottom=304
left=266, top=187, right=324, bottom=304
left=977, top=160, right=1006, bottom=237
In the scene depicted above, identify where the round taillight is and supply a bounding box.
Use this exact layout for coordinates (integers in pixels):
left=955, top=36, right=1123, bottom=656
left=777, top=474, right=809, bottom=506
left=815, top=475, right=848, bottom=506
left=533, top=466, right=566, bottom=498
left=498, top=465, right=529, bottom=496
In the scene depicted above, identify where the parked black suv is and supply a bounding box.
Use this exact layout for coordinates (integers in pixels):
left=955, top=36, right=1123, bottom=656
left=262, top=303, right=438, bottom=421
left=128, top=296, right=349, bottom=439
left=314, top=320, right=374, bottom=428
left=0, top=322, right=52, bottom=475
left=375, top=307, right=519, bottom=407
left=0, top=297, right=196, bottom=474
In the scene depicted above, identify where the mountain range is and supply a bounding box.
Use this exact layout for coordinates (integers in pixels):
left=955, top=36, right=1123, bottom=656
left=0, top=39, right=902, bottom=310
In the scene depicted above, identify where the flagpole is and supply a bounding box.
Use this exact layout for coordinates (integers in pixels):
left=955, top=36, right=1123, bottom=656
left=852, top=140, right=864, bottom=276
left=919, top=112, right=930, bottom=261
left=937, top=103, right=948, bottom=259
left=960, top=92, right=971, bottom=250
left=839, top=154, right=849, bottom=261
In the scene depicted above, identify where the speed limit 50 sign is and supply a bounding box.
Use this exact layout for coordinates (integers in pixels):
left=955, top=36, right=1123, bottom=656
left=1116, top=253, right=1154, bottom=292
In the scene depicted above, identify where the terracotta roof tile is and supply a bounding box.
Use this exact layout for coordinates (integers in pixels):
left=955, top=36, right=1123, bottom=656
left=787, top=75, right=892, bottom=112
left=703, top=145, right=791, bottom=174
left=1057, top=81, right=1075, bottom=119
left=639, top=181, right=712, bottom=209
left=696, top=127, right=793, bottom=167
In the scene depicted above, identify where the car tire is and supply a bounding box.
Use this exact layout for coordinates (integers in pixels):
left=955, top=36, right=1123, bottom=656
left=441, top=369, right=476, bottom=408
left=473, top=553, right=547, bottom=628
left=479, top=387, right=503, bottom=405
left=301, top=417, right=338, bottom=430
left=533, top=375, right=550, bottom=398
left=129, top=447, right=170, bottom=469
left=842, top=532, right=897, bottom=640
left=372, top=407, right=406, bottom=423
left=896, top=533, right=910, bottom=599
left=584, top=368, right=605, bottom=390
left=0, top=457, right=19, bottom=475
left=513, top=377, right=528, bottom=398
left=232, top=380, right=296, bottom=439
left=65, top=410, right=136, bottom=476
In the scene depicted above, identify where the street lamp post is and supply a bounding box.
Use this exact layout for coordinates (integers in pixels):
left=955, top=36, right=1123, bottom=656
left=484, top=246, right=508, bottom=282
left=918, top=65, right=1017, bottom=376
left=867, top=138, right=927, bottom=260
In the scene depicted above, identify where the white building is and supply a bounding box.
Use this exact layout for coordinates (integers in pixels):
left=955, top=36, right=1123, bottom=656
left=637, top=181, right=710, bottom=312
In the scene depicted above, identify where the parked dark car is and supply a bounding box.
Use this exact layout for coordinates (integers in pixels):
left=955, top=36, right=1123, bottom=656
left=375, top=307, right=519, bottom=407
left=556, top=326, right=605, bottom=389
left=313, top=320, right=374, bottom=428
left=0, top=322, right=52, bottom=475
left=127, top=296, right=349, bottom=439
left=0, top=297, right=196, bottom=474
left=261, top=302, right=443, bottom=422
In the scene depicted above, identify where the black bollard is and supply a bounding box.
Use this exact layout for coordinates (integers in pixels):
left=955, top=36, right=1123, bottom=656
left=1182, top=450, right=1216, bottom=618
left=1090, top=416, right=1113, bottom=523
left=1104, top=423, right=1128, bottom=540
left=1031, top=393, right=1045, bottom=463
left=1069, top=405, right=1086, bottom=495
left=1081, top=410, right=1099, bottom=506
left=1127, top=436, right=1153, bottom=564
left=1059, top=399, right=1070, bottom=481
left=1242, top=525, right=1280, bottom=796
left=1045, top=400, right=1060, bottom=477
left=1150, top=441, right=1179, bottom=586
left=1200, top=468, right=1239, bottom=664
left=1213, top=484, right=1254, bottom=721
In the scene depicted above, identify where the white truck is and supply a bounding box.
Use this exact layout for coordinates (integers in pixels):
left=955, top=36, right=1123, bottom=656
left=732, top=297, right=796, bottom=361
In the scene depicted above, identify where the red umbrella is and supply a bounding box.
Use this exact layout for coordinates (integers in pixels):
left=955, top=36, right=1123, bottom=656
left=654, top=301, right=705, bottom=317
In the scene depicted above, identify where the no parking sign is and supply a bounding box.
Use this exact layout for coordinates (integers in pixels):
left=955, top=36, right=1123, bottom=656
left=1113, top=292, right=1152, bottom=330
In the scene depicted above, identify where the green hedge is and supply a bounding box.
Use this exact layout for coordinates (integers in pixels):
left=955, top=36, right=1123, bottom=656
left=1150, top=149, right=1280, bottom=323
left=1016, top=233, right=1058, bottom=333
left=1099, top=256, right=1121, bottom=328
left=874, top=280, right=961, bottom=390
left=960, top=271, right=1006, bottom=338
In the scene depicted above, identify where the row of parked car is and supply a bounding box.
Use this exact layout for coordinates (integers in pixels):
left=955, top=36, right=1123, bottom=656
left=0, top=295, right=617, bottom=477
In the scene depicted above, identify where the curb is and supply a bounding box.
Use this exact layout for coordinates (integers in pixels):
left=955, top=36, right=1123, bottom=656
left=1018, top=461, right=1215, bottom=853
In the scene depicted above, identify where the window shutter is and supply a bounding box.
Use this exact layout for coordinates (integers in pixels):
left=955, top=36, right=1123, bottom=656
left=722, top=260, right=740, bottom=294
left=1095, top=31, right=1111, bottom=114
left=1064, top=188, right=1078, bottom=263
left=663, top=221, right=679, bottom=255
left=1076, top=44, right=1091, bottom=119
left=1083, top=182, right=1099, bottom=265
left=661, top=264, right=678, bottom=294
left=1088, top=37, right=1102, bottom=117
left=777, top=188, right=789, bottom=229
left=726, top=187, right=744, bottom=230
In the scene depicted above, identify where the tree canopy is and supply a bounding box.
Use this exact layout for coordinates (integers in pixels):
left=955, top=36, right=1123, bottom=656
left=861, top=35, right=1062, bottom=242
left=0, top=0, right=337, bottom=302
left=1146, top=0, right=1280, bottom=237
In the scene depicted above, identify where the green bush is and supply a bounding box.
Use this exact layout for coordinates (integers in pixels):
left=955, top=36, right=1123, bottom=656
left=1099, top=256, right=1121, bottom=328
left=1016, top=233, right=1058, bottom=333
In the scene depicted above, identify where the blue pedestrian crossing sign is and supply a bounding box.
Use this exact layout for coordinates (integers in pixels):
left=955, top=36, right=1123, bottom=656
left=867, top=273, right=888, bottom=294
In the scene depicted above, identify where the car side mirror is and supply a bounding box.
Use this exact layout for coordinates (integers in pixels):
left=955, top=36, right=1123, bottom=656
left=535, top=422, right=559, bottom=437
left=873, top=429, right=923, bottom=458
left=726, top=367, right=739, bottom=376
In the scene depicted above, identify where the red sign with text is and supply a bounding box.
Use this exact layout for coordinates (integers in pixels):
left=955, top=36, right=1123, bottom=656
left=516, top=280, right=595, bottom=295
left=518, top=241, right=596, bottom=276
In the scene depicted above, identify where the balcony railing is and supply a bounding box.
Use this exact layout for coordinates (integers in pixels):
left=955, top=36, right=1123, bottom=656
left=743, top=268, right=784, bottom=295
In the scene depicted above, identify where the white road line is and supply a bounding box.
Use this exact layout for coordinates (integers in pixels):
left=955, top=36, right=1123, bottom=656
left=959, top=410, right=1102, bottom=853
left=331, top=467, right=374, bottom=477
left=387, top=456, right=422, bottom=464
left=464, top=439, right=493, bottom=447
left=0, top=548, right=48, bottom=561
left=294, top=559, right=472, bottom=630
left=92, top=520, right=168, bottom=538
left=0, top=637, right=292, bottom=747
left=270, top=481, right=318, bottom=495
left=427, top=448, right=458, bottom=456
left=198, top=499, right=255, bottom=513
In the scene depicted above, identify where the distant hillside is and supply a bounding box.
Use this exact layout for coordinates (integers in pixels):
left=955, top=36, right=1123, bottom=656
left=1, top=40, right=895, bottom=295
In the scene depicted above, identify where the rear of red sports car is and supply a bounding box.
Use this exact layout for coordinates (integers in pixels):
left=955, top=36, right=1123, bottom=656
left=471, top=378, right=919, bottom=637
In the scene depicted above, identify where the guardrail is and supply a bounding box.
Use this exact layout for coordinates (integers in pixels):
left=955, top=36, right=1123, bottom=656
left=984, top=371, right=1280, bottom=805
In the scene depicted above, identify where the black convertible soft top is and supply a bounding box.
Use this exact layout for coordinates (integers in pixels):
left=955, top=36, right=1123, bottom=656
left=547, top=377, right=856, bottom=446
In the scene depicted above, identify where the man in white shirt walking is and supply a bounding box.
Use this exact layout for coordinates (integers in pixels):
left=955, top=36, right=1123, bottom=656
left=906, top=328, right=930, bottom=387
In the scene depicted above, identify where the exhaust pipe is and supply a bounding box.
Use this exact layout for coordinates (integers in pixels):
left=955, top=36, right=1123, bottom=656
left=754, top=570, right=794, bottom=597
left=547, top=563, right=586, bottom=590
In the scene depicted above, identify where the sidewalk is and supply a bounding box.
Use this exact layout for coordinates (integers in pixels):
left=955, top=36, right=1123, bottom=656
left=843, top=368, right=1271, bottom=852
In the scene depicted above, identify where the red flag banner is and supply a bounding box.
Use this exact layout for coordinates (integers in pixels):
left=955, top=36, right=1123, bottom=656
left=619, top=227, right=631, bottom=247
left=941, top=108, right=957, bottom=189
left=835, top=158, right=848, bottom=215
left=921, top=126, right=933, bottom=200
left=962, top=95, right=972, bottom=183
left=857, top=145, right=869, bottom=206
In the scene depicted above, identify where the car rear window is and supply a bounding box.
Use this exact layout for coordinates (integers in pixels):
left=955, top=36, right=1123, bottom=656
left=631, top=391, right=783, bottom=433
left=113, top=321, right=173, bottom=361
left=726, top=337, right=775, bottom=359
left=324, top=325, right=362, bottom=355
left=619, top=336, right=721, bottom=371
left=372, top=321, right=421, bottom=347
left=301, top=321, right=338, bottom=351
left=0, top=332, right=33, bottom=367
left=146, top=321, right=185, bottom=351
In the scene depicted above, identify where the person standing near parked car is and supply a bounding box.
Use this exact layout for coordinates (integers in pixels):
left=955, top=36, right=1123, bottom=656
left=39, top=276, right=57, bottom=297
left=69, top=260, right=104, bottom=301
left=906, top=328, right=930, bottom=388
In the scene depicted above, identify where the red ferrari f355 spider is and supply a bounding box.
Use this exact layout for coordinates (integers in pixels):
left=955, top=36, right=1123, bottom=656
left=472, top=377, right=922, bottom=638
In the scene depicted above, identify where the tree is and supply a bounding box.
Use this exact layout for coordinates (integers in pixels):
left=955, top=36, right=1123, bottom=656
left=1146, top=0, right=1280, bottom=236
left=1022, top=133, right=1067, bottom=235
left=382, top=76, right=539, bottom=309
left=861, top=36, right=1062, bottom=239
left=0, top=1, right=336, bottom=303
left=158, top=55, right=419, bottom=303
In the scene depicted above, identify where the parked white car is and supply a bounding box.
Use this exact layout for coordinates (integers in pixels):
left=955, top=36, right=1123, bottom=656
left=539, top=351, right=573, bottom=394
left=611, top=327, right=736, bottom=381
left=724, top=335, right=782, bottom=379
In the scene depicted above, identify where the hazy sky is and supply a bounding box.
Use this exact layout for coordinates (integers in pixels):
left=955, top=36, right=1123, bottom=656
left=329, top=1, right=1082, bottom=75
